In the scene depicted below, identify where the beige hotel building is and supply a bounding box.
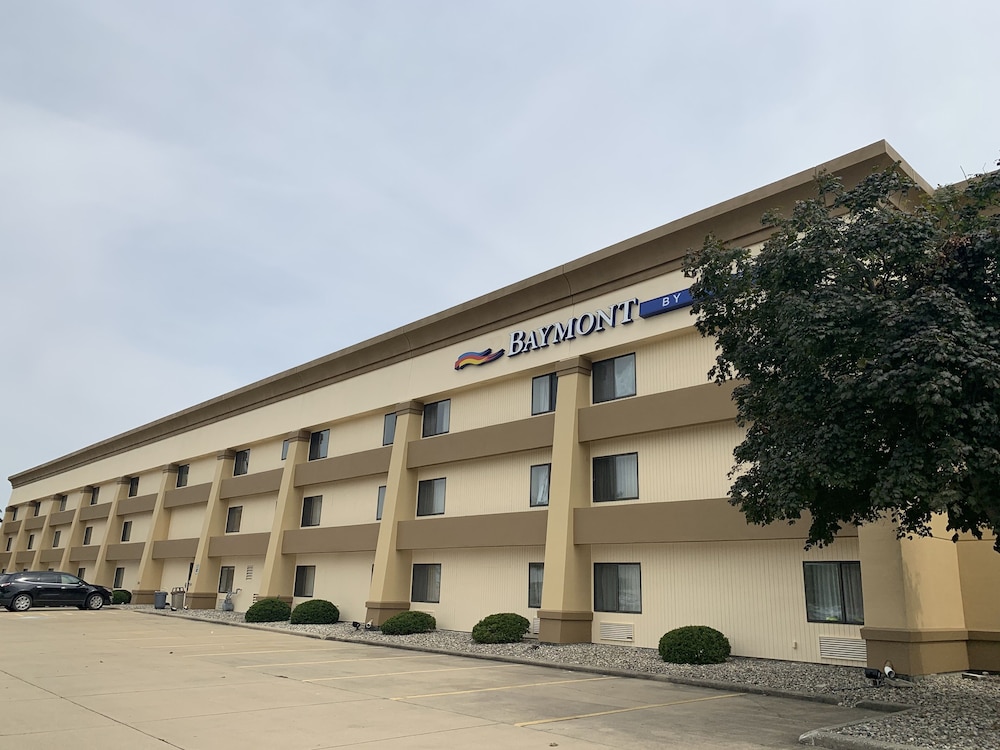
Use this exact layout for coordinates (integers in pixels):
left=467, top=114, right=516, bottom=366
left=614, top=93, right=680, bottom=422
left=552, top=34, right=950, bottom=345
left=3, top=141, right=998, bottom=676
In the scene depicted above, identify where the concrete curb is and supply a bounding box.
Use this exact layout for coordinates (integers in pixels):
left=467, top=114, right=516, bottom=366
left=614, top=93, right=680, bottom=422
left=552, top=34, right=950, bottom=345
left=135, top=609, right=917, bottom=748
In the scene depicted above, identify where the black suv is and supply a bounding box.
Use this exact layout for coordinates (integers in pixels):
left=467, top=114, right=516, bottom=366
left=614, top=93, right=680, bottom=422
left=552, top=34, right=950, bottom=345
left=0, top=571, right=113, bottom=612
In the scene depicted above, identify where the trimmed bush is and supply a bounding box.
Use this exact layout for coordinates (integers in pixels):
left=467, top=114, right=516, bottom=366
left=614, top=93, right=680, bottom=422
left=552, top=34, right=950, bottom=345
left=380, top=610, right=436, bottom=635
left=658, top=625, right=731, bottom=664
left=290, top=599, right=340, bottom=625
left=471, top=613, right=530, bottom=644
left=245, top=597, right=291, bottom=623
left=112, top=589, right=132, bottom=605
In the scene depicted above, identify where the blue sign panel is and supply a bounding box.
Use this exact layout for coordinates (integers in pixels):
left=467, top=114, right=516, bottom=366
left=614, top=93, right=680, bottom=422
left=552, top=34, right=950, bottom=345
left=639, top=288, right=694, bottom=318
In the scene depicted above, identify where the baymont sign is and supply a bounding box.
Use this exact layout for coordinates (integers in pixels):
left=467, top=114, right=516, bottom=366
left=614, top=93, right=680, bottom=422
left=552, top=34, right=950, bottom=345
left=453, top=288, right=693, bottom=370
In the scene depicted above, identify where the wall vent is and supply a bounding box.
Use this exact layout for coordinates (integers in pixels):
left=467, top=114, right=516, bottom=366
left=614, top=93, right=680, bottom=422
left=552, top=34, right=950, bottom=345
left=599, top=622, right=634, bottom=642
left=818, top=636, right=867, bottom=662
left=531, top=618, right=540, bottom=634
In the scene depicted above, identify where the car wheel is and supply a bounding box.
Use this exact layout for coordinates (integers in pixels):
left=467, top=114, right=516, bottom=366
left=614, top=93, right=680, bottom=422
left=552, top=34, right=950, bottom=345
left=11, top=594, right=32, bottom=612
left=86, top=594, right=105, bottom=610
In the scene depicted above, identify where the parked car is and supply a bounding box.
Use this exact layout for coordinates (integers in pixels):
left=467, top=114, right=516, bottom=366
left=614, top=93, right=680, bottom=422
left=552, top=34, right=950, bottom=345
left=0, top=571, right=113, bottom=612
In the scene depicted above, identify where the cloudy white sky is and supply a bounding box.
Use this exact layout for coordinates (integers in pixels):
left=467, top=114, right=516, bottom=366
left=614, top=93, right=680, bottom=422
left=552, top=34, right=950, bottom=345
left=2, top=1, right=997, bottom=507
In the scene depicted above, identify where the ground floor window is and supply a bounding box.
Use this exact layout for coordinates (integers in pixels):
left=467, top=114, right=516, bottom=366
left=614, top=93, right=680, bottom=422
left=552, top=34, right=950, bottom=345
left=113, top=567, right=125, bottom=589
left=411, top=563, right=441, bottom=603
left=594, top=562, right=641, bottom=613
left=218, top=566, right=235, bottom=594
left=804, top=561, right=864, bottom=624
left=294, top=565, right=316, bottom=597
left=528, top=563, right=544, bottom=608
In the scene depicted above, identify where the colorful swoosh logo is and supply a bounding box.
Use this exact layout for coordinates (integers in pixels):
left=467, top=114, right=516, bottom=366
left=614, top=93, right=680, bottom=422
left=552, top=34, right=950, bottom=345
left=454, top=348, right=505, bottom=370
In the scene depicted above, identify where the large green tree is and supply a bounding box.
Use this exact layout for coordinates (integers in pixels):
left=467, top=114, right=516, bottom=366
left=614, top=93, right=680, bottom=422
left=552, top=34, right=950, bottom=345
left=683, top=163, right=1000, bottom=549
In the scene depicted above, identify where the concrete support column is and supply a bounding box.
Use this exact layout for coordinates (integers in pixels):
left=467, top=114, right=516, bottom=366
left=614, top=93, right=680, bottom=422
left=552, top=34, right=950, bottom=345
left=538, top=357, right=594, bottom=644
left=859, top=516, right=970, bottom=675
left=366, top=401, right=423, bottom=626
left=186, top=450, right=236, bottom=609
left=258, top=430, right=311, bottom=599
left=132, top=465, right=178, bottom=604
left=92, top=478, right=131, bottom=587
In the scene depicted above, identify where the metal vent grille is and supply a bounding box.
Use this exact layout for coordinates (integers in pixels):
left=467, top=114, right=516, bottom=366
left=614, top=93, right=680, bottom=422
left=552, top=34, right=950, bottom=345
left=599, top=622, right=634, bottom=642
left=531, top=618, right=540, bottom=634
left=819, top=636, right=867, bottom=661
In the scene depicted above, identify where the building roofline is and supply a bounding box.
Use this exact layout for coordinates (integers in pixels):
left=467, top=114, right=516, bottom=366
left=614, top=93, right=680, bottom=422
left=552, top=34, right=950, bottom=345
left=9, top=140, right=928, bottom=491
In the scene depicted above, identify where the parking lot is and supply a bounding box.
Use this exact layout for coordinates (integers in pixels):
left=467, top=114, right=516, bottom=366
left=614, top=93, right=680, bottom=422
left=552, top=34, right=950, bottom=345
left=0, top=608, right=879, bottom=749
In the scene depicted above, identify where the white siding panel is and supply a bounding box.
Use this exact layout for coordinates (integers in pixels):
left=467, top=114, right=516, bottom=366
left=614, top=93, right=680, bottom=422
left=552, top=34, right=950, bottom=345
left=215, top=555, right=265, bottom=612
left=636, top=330, right=718, bottom=395
left=327, top=414, right=385, bottom=457
left=302, top=476, right=387, bottom=527
left=229, top=495, right=277, bottom=534
left=417, top=450, right=551, bottom=517
left=449, top=376, right=533, bottom=432
left=411, top=547, right=545, bottom=632
left=296, top=551, right=374, bottom=623
left=592, top=538, right=863, bottom=661
left=168, top=505, right=205, bottom=539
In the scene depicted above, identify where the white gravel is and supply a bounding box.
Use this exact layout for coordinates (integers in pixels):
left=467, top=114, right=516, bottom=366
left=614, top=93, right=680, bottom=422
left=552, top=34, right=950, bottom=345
left=130, top=606, right=1000, bottom=749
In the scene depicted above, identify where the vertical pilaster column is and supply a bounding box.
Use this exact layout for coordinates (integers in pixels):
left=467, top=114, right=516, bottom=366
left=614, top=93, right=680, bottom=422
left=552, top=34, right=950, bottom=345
left=859, top=517, right=970, bottom=675
left=58, top=489, right=89, bottom=574
left=92, top=478, right=131, bottom=587
left=366, top=401, right=424, bottom=626
left=132, top=465, right=178, bottom=604
left=259, top=430, right=311, bottom=598
left=538, top=358, right=594, bottom=644
left=185, top=450, right=236, bottom=609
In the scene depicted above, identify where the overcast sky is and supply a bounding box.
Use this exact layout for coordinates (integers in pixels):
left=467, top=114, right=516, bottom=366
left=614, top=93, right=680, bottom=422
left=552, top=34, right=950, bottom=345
left=2, top=1, right=997, bottom=507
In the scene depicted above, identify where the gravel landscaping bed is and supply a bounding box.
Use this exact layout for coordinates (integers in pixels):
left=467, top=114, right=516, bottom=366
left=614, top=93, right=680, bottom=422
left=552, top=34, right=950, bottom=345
left=130, top=606, right=1000, bottom=749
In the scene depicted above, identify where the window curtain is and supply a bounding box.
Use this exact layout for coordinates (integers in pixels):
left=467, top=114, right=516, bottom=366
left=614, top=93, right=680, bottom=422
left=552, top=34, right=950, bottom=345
left=804, top=562, right=842, bottom=621
left=594, top=564, right=620, bottom=611
left=528, top=564, right=544, bottom=608
left=617, top=563, right=641, bottom=613
left=530, top=465, right=550, bottom=506
left=842, top=562, right=865, bottom=624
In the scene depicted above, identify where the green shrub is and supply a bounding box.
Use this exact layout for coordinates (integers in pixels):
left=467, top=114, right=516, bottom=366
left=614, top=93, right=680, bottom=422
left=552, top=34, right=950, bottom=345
left=290, top=599, right=340, bottom=625
left=380, top=610, right=436, bottom=635
left=658, top=625, right=731, bottom=664
left=244, top=597, right=291, bottom=623
left=112, top=589, right=132, bottom=605
left=471, top=612, right=530, bottom=644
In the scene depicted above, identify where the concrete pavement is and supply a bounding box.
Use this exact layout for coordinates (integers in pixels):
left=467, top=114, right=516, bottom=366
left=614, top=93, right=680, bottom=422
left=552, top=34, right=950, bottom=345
left=0, top=607, right=884, bottom=749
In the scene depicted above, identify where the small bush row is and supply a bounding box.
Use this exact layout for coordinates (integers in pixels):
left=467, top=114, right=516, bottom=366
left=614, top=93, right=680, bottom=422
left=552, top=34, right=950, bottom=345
left=244, top=598, right=340, bottom=624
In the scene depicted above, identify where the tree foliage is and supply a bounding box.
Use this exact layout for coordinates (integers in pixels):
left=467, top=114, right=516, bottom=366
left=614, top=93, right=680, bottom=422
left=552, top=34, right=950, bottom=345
left=683, top=162, right=1000, bottom=549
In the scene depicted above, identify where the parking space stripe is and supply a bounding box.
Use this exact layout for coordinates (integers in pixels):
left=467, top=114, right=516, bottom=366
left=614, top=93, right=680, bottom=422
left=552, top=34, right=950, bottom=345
left=303, top=664, right=522, bottom=682
left=514, top=692, right=743, bottom=727
left=238, top=654, right=438, bottom=668
left=393, top=675, right=616, bottom=700
left=183, top=647, right=346, bottom=657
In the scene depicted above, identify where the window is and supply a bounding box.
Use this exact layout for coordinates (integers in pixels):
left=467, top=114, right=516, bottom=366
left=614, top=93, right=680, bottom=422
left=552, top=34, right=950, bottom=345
left=383, top=413, right=397, bottom=446
left=376, top=485, right=386, bottom=520
left=83, top=526, right=93, bottom=545
left=530, top=464, right=551, bottom=507
left=57, top=495, right=67, bottom=512
left=422, top=399, right=450, bottom=437
left=77, top=567, right=86, bottom=580
left=90, top=486, right=99, bottom=505
left=416, top=478, right=446, bottom=516
left=176, top=464, right=189, bottom=488
left=52, top=530, right=62, bottom=548
left=226, top=506, right=243, bottom=533
left=531, top=373, right=558, bottom=415
left=127, top=477, right=139, bottom=497
left=301, top=496, right=322, bottom=527
left=592, top=353, right=636, bottom=403
left=529, top=563, right=544, bottom=608
left=5, top=537, right=11, bottom=551
left=294, top=565, right=316, bottom=597
left=309, top=429, right=330, bottom=461
left=32, top=502, right=40, bottom=517
left=411, top=563, right=441, bottom=603
left=218, top=566, right=235, bottom=593
left=281, top=439, right=290, bottom=460
left=10, top=507, right=17, bottom=520
left=113, top=567, right=125, bottom=589
left=804, top=562, right=864, bottom=624
left=121, top=520, right=132, bottom=542
left=27, top=534, right=34, bottom=550
left=593, top=453, right=639, bottom=502
left=594, top=563, right=642, bottom=613
left=234, top=449, right=250, bottom=476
